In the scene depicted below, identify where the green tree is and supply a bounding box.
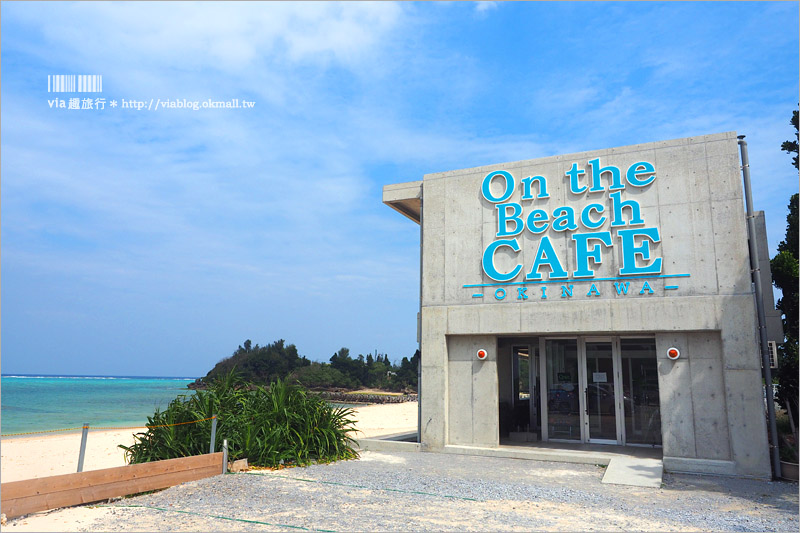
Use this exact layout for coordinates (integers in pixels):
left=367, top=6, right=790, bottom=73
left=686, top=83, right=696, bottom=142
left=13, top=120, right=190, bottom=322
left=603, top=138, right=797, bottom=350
left=781, top=109, right=799, bottom=170
left=772, top=110, right=799, bottom=422
left=199, top=339, right=307, bottom=385
left=290, top=362, right=357, bottom=389
left=330, top=347, right=365, bottom=388
left=395, top=350, right=420, bottom=391
left=773, top=195, right=798, bottom=341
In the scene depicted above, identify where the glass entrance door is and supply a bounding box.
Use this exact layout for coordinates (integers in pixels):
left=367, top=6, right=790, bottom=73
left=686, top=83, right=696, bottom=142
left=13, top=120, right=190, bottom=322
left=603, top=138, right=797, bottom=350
left=584, top=341, right=618, bottom=443
left=540, top=336, right=661, bottom=446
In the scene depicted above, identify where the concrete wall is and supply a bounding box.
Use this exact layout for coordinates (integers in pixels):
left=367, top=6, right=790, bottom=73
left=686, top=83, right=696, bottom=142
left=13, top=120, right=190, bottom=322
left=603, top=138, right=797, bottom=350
left=422, top=132, right=754, bottom=307
left=446, top=336, right=498, bottom=446
left=656, top=332, right=735, bottom=471
left=413, top=132, right=771, bottom=477
left=755, top=211, right=784, bottom=346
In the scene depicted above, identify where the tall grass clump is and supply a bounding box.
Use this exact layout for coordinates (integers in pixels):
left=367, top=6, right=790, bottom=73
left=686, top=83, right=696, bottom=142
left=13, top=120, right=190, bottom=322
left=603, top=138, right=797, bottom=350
left=120, top=371, right=358, bottom=467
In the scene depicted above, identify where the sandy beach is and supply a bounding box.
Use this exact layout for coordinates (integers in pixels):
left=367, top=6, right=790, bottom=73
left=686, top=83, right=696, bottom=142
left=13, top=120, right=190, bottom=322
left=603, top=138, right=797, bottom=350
left=0, top=401, right=417, bottom=484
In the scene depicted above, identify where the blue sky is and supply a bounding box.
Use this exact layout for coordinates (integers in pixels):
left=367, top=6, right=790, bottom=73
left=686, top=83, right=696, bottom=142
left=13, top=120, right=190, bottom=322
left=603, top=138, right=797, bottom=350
left=2, top=1, right=798, bottom=377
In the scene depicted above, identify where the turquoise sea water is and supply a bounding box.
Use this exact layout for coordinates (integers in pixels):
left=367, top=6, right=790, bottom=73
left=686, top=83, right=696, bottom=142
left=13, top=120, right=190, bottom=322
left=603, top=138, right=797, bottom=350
left=1, top=375, right=196, bottom=436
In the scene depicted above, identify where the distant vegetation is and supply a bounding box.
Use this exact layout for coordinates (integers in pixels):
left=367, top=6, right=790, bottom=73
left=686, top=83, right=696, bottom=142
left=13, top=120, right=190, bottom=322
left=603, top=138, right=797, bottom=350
left=192, top=339, right=419, bottom=392
left=121, top=372, right=358, bottom=467
left=775, top=111, right=798, bottom=463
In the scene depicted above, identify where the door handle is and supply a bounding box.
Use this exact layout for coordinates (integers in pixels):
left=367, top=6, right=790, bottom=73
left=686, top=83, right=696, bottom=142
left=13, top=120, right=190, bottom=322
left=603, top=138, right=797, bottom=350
left=584, top=388, right=589, bottom=415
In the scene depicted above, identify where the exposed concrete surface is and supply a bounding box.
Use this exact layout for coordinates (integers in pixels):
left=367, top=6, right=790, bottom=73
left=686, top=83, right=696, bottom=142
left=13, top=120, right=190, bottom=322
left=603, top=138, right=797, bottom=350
left=602, top=456, right=664, bottom=488
left=411, top=132, right=771, bottom=478
left=356, top=438, right=421, bottom=453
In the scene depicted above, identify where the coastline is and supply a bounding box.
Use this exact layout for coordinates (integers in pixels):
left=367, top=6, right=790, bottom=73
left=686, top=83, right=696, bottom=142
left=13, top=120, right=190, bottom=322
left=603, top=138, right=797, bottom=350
left=0, top=402, right=418, bottom=484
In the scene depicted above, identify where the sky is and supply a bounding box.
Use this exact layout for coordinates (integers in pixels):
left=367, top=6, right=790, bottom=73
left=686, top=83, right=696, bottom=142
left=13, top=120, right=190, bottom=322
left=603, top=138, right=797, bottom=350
left=1, top=1, right=798, bottom=377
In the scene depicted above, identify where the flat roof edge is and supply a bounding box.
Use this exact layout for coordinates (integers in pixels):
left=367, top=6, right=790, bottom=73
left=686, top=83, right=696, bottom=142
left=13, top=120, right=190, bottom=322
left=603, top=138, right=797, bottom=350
left=383, top=181, right=422, bottom=223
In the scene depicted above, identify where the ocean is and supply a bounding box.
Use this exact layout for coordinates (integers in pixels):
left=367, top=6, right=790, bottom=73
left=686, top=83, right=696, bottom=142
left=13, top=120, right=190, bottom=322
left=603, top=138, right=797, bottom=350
left=1, top=375, right=197, bottom=436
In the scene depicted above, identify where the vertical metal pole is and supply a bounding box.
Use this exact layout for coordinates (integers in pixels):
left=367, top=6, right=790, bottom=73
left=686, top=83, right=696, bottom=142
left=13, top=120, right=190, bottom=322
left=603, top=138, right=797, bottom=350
left=209, top=415, right=217, bottom=454
left=77, top=423, right=89, bottom=473
left=738, top=135, right=781, bottom=479
left=222, top=439, right=228, bottom=474
left=418, top=195, right=423, bottom=444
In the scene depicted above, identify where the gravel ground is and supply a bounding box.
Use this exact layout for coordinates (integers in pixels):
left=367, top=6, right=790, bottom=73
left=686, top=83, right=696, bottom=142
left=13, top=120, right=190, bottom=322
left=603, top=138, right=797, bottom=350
left=70, top=451, right=799, bottom=532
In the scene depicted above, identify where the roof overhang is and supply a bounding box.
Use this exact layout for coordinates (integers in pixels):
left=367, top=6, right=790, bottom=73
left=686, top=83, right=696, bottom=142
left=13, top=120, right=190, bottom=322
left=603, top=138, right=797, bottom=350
left=382, top=181, right=421, bottom=224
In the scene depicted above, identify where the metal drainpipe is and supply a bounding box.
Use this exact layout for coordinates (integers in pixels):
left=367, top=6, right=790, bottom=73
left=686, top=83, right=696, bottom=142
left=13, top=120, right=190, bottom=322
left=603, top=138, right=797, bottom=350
left=737, top=135, right=781, bottom=480
left=418, top=194, right=423, bottom=444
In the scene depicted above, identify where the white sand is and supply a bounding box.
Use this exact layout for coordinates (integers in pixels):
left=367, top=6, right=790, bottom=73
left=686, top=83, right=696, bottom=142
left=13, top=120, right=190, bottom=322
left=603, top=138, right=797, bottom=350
left=0, top=402, right=418, bottom=531
left=1, top=429, right=140, bottom=484
left=349, top=401, right=418, bottom=440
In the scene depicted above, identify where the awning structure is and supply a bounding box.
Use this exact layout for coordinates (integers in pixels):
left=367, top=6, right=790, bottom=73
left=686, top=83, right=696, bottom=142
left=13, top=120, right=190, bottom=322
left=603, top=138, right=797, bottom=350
left=383, top=181, right=421, bottom=224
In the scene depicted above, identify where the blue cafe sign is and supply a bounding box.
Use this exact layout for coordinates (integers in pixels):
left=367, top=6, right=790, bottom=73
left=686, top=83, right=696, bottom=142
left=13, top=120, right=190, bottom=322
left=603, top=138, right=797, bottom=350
left=467, top=159, right=689, bottom=300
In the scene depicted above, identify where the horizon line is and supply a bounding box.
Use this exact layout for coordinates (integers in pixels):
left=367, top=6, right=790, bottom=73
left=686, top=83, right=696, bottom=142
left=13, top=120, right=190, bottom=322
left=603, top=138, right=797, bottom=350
left=2, top=373, right=199, bottom=380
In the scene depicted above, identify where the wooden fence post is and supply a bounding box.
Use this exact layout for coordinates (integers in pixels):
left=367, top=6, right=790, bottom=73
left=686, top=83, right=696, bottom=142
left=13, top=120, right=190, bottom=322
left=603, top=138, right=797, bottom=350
left=209, top=415, right=217, bottom=453
left=77, top=423, right=89, bottom=473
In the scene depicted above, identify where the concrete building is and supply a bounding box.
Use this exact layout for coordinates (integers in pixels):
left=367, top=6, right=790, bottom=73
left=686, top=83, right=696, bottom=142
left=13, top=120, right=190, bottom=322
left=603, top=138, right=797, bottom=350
left=384, top=131, right=781, bottom=478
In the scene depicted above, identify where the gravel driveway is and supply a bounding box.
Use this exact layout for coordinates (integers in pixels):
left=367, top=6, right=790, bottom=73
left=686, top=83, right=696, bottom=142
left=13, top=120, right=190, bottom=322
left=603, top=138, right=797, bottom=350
left=65, top=451, right=799, bottom=531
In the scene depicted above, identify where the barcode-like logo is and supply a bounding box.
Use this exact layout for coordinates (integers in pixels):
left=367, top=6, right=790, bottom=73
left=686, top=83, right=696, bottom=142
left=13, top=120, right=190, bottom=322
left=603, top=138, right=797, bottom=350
left=48, top=75, right=103, bottom=93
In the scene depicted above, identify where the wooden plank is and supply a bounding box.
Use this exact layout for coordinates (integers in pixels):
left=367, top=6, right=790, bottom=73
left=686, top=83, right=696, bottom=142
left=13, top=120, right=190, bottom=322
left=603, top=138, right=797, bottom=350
left=78, top=465, right=221, bottom=504
left=2, top=463, right=222, bottom=519
left=3, top=453, right=222, bottom=500
left=1, top=454, right=223, bottom=519
left=4, top=465, right=222, bottom=519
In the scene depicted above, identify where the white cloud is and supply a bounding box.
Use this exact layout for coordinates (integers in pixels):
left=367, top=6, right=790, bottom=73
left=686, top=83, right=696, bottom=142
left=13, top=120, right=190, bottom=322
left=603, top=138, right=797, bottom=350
left=12, top=2, right=403, bottom=72
left=474, top=2, right=497, bottom=15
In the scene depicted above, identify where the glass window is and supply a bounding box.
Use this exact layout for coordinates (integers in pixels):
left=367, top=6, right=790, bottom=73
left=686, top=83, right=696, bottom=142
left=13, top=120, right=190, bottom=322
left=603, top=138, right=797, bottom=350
left=621, top=339, right=661, bottom=445
left=586, top=341, right=616, bottom=441
left=545, top=339, right=580, bottom=440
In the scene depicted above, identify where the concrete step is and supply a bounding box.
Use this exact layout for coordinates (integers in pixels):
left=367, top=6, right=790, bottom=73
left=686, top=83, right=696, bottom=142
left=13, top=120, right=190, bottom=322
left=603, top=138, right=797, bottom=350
left=601, top=456, right=663, bottom=488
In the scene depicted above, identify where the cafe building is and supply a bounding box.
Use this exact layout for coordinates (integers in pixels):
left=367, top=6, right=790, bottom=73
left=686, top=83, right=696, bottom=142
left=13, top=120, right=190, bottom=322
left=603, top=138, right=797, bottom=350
left=383, top=131, right=782, bottom=478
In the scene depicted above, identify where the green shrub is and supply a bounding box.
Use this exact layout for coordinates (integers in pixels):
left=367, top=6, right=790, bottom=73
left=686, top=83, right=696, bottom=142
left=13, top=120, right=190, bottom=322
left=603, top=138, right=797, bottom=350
left=780, top=439, right=798, bottom=463
left=120, top=371, right=358, bottom=467
left=777, top=411, right=799, bottom=463
left=777, top=411, right=793, bottom=435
